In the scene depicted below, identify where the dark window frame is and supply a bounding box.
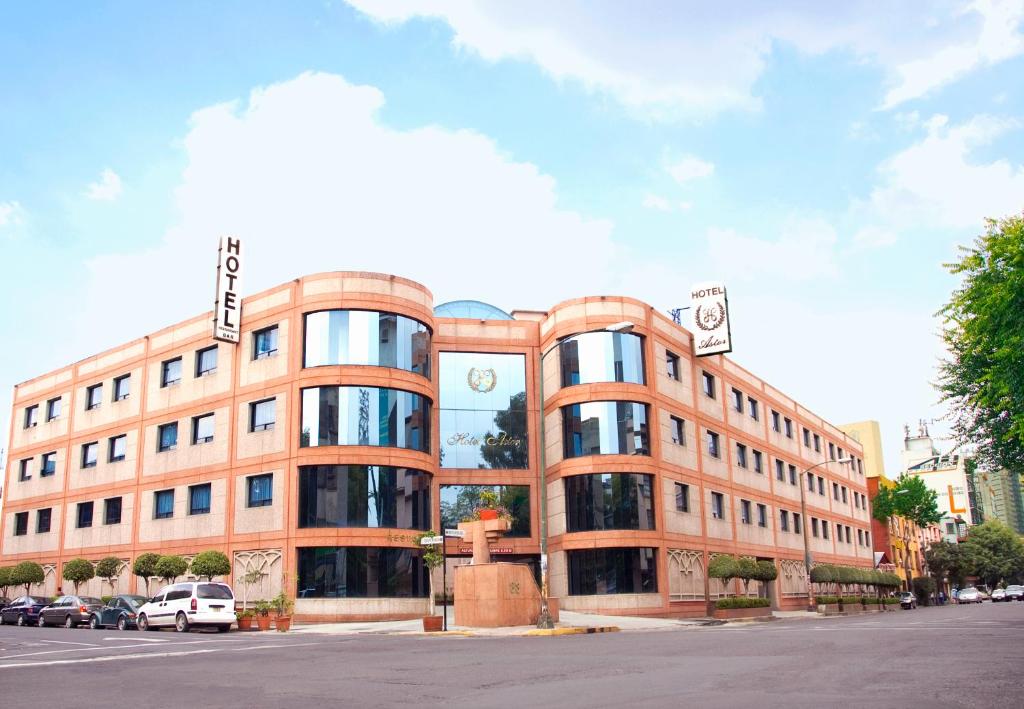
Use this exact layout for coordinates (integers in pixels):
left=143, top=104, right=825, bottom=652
left=157, top=422, right=178, bottom=452
left=108, top=434, right=127, bottom=462
left=36, top=508, right=52, bottom=533
left=81, top=441, right=98, bottom=469
left=701, top=371, right=716, bottom=399
left=113, top=373, right=131, bottom=401
left=14, top=511, right=29, bottom=536
left=253, top=324, right=279, bottom=360
left=675, top=482, right=690, bottom=513
left=85, top=383, right=103, bottom=410
left=24, top=404, right=39, bottom=428
left=670, top=415, right=685, bottom=446
left=104, top=497, right=122, bottom=525
left=191, top=413, right=215, bottom=445
left=195, top=345, right=218, bottom=377
left=249, top=398, right=276, bottom=432
left=76, top=501, right=94, bottom=529
left=188, top=483, right=212, bottom=515
left=666, top=350, right=680, bottom=381
left=160, top=357, right=182, bottom=388
left=46, top=396, right=62, bottom=421
left=246, top=473, right=274, bottom=508
left=154, top=489, right=174, bottom=519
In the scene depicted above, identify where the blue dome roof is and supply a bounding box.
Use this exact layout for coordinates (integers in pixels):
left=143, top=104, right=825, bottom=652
left=434, top=300, right=514, bottom=320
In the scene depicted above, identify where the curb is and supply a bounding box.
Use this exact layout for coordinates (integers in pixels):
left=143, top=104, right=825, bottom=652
left=523, top=626, right=620, bottom=637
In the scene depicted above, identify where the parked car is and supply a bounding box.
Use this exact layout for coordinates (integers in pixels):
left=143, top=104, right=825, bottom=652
left=0, top=597, right=10, bottom=612
left=38, top=595, right=105, bottom=628
left=88, top=595, right=149, bottom=630
left=0, top=596, right=50, bottom=626
left=1005, top=585, right=1024, bottom=601
left=957, top=587, right=982, bottom=604
left=991, top=588, right=1006, bottom=602
left=136, top=582, right=235, bottom=633
left=899, top=591, right=917, bottom=609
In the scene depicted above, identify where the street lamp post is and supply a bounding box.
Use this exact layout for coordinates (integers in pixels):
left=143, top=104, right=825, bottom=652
left=799, top=457, right=852, bottom=611
left=535, top=321, right=635, bottom=629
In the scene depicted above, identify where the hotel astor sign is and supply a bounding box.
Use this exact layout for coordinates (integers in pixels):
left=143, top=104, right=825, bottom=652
left=690, top=281, right=732, bottom=357
left=213, top=236, right=243, bottom=343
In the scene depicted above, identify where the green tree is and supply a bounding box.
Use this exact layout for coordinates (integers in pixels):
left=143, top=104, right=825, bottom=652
left=12, top=561, right=45, bottom=595
left=960, top=520, right=1024, bottom=587
left=94, top=557, right=122, bottom=596
left=189, top=551, right=231, bottom=581
left=133, top=553, right=161, bottom=595
left=939, top=215, right=1024, bottom=473
left=155, top=555, right=189, bottom=584
left=62, top=558, right=95, bottom=595
left=923, top=540, right=968, bottom=590
left=872, top=475, right=942, bottom=589
left=708, top=555, right=739, bottom=596
left=419, top=531, right=445, bottom=616
left=0, top=566, right=14, bottom=596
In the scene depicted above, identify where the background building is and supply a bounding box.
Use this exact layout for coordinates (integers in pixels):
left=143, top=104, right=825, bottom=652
left=2, top=272, right=872, bottom=620
left=974, top=466, right=1024, bottom=535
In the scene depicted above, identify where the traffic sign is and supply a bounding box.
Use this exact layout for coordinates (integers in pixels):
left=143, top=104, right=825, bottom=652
left=421, top=536, right=443, bottom=545
left=444, top=529, right=465, bottom=538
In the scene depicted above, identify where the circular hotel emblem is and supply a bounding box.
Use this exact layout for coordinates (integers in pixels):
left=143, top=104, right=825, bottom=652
left=695, top=302, right=727, bottom=332
left=467, top=367, right=497, bottom=393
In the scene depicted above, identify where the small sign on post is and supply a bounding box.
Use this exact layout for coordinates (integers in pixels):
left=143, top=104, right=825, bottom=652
left=421, top=535, right=443, bottom=545
left=444, top=529, right=465, bottom=539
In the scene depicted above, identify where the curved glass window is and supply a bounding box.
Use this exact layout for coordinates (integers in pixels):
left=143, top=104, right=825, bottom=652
left=565, top=473, right=654, bottom=532
left=440, top=485, right=530, bottom=537
left=559, top=332, right=645, bottom=387
left=434, top=300, right=513, bottom=320
left=567, top=547, right=658, bottom=595
left=300, top=386, right=430, bottom=452
left=303, top=310, right=431, bottom=376
left=298, top=466, right=431, bottom=530
left=562, top=401, right=649, bottom=458
left=296, top=547, right=428, bottom=598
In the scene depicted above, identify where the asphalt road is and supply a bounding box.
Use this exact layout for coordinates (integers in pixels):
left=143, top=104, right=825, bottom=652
left=1, top=602, right=1021, bottom=708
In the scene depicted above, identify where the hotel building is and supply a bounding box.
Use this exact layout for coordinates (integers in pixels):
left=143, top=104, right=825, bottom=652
left=2, top=272, right=873, bottom=620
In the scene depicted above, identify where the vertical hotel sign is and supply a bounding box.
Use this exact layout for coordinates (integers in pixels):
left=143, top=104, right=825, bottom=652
left=690, top=281, right=732, bottom=357
left=213, top=237, right=242, bottom=343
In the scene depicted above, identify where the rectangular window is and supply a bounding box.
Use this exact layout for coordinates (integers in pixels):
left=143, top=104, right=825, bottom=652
left=666, top=351, right=680, bottom=381
left=753, top=450, right=763, bottom=474
left=822, top=520, right=830, bottom=540
left=24, top=404, right=39, bottom=428
left=829, top=442, right=836, bottom=460
left=817, top=476, right=825, bottom=496
left=706, top=430, right=720, bottom=458
left=81, top=442, right=98, bottom=469
left=250, top=398, right=276, bottom=432
left=858, top=529, right=864, bottom=546
left=86, top=384, right=103, bottom=410
left=793, top=513, right=802, bottom=534
left=845, top=525, right=852, bottom=543
left=854, top=492, right=860, bottom=509
left=832, top=482, right=839, bottom=500
left=807, top=473, right=815, bottom=492
left=812, top=517, right=819, bottom=537
left=77, top=501, right=94, bottom=529
left=865, top=531, right=870, bottom=546
left=253, top=325, right=279, bottom=359
left=46, top=397, right=62, bottom=421
left=775, top=459, right=785, bottom=481
left=14, top=511, right=28, bottom=536
left=154, top=489, right=174, bottom=519
left=161, top=357, right=182, bottom=387
left=113, top=373, right=131, bottom=401
left=784, top=418, right=793, bottom=438
left=731, top=388, right=743, bottom=413
left=736, top=443, right=748, bottom=468
left=838, top=447, right=844, bottom=461
left=104, top=497, right=122, bottom=525
left=701, top=371, right=716, bottom=398
left=858, top=459, right=863, bottom=475
left=757, top=503, right=767, bottom=528
left=247, top=473, right=274, bottom=508
left=109, top=434, right=127, bottom=462
left=189, top=483, right=211, bottom=515
left=41, top=452, right=56, bottom=477
left=747, top=397, right=759, bottom=420
left=813, top=434, right=821, bottom=452
left=740, top=499, right=751, bottom=525
left=192, top=413, right=215, bottom=444
left=771, top=410, right=780, bottom=432
left=674, top=482, right=690, bottom=512
left=19, top=458, right=31, bottom=481
left=789, top=464, right=797, bottom=486
left=711, top=492, right=725, bottom=520
left=195, top=345, right=218, bottom=377
left=158, top=422, right=178, bottom=452
left=841, top=487, right=848, bottom=504
left=36, top=508, right=51, bottom=533
left=803, top=428, right=811, bottom=447
left=780, top=509, right=790, bottom=532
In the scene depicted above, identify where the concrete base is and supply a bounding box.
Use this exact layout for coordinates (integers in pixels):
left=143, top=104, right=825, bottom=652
left=454, top=563, right=542, bottom=628
left=712, top=606, right=772, bottom=620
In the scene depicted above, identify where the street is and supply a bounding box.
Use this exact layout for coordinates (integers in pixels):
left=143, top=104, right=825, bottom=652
left=0, top=603, right=1021, bottom=708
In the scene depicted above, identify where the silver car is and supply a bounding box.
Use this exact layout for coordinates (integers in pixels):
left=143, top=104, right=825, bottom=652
left=957, top=587, right=982, bottom=604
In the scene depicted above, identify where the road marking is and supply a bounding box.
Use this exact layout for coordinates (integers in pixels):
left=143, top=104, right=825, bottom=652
left=104, top=636, right=167, bottom=643
left=0, top=641, right=322, bottom=669
left=0, top=643, right=166, bottom=660
left=38, top=640, right=98, bottom=646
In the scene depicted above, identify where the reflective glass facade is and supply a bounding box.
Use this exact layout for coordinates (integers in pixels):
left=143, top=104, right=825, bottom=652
left=559, top=332, right=645, bottom=387
left=439, top=484, right=530, bottom=537
left=303, top=310, right=431, bottom=376
left=298, top=465, right=431, bottom=530
left=300, top=386, right=430, bottom=452
left=438, top=352, right=527, bottom=469
left=567, top=547, right=658, bottom=595
left=564, top=473, right=655, bottom=532
left=562, top=401, right=649, bottom=458
left=296, top=547, right=428, bottom=598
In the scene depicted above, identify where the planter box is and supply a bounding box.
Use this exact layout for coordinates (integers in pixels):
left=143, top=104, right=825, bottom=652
left=712, top=606, right=772, bottom=620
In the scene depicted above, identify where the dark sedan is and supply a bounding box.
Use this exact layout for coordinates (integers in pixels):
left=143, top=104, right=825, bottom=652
left=88, top=595, right=148, bottom=630
left=38, top=595, right=105, bottom=628
left=0, top=596, right=50, bottom=626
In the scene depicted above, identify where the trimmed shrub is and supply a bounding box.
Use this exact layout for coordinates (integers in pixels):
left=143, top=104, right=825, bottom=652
left=882, top=597, right=901, bottom=605
left=708, top=555, right=739, bottom=584
left=0, top=565, right=14, bottom=596
left=154, top=555, right=188, bottom=583
left=753, top=560, right=778, bottom=582
left=809, top=565, right=835, bottom=584
left=133, top=553, right=161, bottom=595
left=62, top=558, right=96, bottom=594
left=190, top=551, right=231, bottom=581
left=814, top=595, right=840, bottom=604
left=840, top=595, right=862, bottom=605
left=12, top=561, right=45, bottom=594
left=715, top=596, right=771, bottom=609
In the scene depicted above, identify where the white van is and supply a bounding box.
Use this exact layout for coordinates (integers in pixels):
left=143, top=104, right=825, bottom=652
left=137, top=582, right=236, bottom=633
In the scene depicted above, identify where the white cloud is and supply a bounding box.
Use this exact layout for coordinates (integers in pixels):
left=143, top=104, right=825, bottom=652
left=881, top=0, right=1024, bottom=109
left=345, top=0, right=1024, bottom=119
left=666, top=155, right=715, bottom=184
left=706, top=215, right=840, bottom=282
left=0, top=200, right=25, bottom=228
left=85, top=168, right=123, bottom=201
left=642, top=193, right=673, bottom=211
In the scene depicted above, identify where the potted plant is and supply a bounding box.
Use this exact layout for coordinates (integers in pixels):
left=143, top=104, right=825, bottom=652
left=272, top=592, right=294, bottom=632
left=254, top=600, right=273, bottom=631
left=419, top=530, right=444, bottom=632
left=236, top=609, right=255, bottom=631
left=476, top=490, right=501, bottom=520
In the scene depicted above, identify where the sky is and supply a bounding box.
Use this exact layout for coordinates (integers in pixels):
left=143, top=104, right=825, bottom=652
left=1, top=0, right=1023, bottom=476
